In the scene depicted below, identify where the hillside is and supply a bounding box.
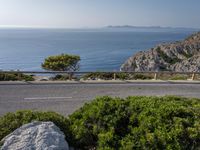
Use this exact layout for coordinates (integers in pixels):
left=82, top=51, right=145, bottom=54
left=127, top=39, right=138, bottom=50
left=120, top=32, right=200, bottom=72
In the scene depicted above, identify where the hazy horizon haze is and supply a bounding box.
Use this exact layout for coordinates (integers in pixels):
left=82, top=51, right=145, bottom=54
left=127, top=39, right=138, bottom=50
left=0, top=0, right=200, bottom=28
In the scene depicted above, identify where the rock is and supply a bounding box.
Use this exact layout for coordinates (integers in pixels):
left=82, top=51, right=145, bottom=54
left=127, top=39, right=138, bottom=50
left=33, top=76, right=50, bottom=81
left=120, top=32, right=200, bottom=72
left=1, top=121, right=69, bottom=150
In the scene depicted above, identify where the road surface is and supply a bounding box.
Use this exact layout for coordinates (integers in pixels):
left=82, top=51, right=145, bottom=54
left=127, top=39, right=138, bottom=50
left=0, top=82, right=200, bottom=116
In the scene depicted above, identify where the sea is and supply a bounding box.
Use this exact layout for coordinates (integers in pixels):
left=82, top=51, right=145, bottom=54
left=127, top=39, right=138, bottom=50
left=0, top=28, right=198, bottom=71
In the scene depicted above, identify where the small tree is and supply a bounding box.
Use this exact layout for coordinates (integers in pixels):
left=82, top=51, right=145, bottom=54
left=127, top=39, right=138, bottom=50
left=42, top=54, right=80, bottom=72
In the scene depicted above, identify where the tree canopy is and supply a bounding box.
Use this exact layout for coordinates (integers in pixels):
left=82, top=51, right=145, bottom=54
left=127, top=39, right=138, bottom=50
left=42, top=54, right=80, bottom=71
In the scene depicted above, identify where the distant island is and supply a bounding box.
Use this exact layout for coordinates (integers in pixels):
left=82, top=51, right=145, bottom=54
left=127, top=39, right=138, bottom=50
left=106, top=25, right=199, bottom=30
left=120, top=32, right=200, bottom=72
left=107, top=25, right=162, bottom=28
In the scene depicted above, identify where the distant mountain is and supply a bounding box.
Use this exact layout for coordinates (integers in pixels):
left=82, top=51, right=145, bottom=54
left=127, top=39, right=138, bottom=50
left=120, top=32, right=200, bottom=72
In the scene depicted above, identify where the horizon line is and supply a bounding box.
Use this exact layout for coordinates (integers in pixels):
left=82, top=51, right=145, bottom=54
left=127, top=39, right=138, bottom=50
left=0, top=25, right=199, bottom=30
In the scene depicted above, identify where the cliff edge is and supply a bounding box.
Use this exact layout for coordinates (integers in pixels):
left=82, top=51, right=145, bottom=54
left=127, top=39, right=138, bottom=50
left=120, top=32, right=200, bottom=72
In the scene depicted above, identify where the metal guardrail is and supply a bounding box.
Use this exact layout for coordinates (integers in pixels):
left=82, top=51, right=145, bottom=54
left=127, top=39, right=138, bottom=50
left=0, top=70, right=199, bottom=80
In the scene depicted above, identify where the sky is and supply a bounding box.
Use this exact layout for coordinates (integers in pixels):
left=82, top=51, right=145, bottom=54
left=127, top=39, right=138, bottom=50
left=0, top=0, right=199, bottom=28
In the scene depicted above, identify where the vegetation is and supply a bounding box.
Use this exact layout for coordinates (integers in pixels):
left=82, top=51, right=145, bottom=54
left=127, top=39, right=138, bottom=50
left=133, top=74, right=153, bottom=80
left=156, top=47, right=180, bottom=65
left=42, top=54, right=80, bottom=71
left=68, top=96, right=200, bottom=149
left=169, top=75, right=188, bottom=80
left=82, top=72, right=153, bottom=80
left=0, top=73, right=34, bottom=81
left=50, top=74, right=70, bottom=80
left=157, top=73, right=190, bottom=80
left=0, top=96, right=199, bottom=149
left=82, top=72, right=115, bottom=80
left=50, top=74, right=78, bottom=81
left=181, top=51, right=193, bottom=59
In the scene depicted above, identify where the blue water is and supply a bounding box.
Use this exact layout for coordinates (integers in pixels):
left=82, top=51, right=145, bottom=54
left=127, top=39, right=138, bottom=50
left=0, top=28, right=197, bottom=71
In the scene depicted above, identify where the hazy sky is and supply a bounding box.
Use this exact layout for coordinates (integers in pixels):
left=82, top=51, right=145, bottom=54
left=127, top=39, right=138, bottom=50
left=0, top=0, right=199, bottom=28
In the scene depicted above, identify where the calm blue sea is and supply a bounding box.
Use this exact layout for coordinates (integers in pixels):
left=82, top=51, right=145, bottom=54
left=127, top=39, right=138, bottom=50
left=0, top=28, right=197, bottom=71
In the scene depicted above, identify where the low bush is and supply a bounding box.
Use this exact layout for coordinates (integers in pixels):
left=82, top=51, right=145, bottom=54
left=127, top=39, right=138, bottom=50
left=169, top=75, right=188, bottom=80
left=69, top=96, right=200, bottom=149
left=156, top=47, right=181, bottom=65
left=82, top=72, right=114, bottom=80
left=50, top=74, right=70, bottom=80
left=133, top=74, right=153, bottom=80
left=82, top=72, right=153, bottom=80
left=0, top=96, right=200, bottom=149
left=158, top=73, right=189, bottom=80
left=0, top=73, right=34, bottom=81
left=50, top=74, right=78, bottom=81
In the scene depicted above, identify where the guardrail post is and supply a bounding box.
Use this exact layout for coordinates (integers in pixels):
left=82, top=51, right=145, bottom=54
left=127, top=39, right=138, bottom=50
left=18, top=74, right=22, bottom=79
left=16, top=70, right=21, bottom=80
left=154, top=72, right=158, bottom=80
left=69, top=73, right=72, bottom=81
left=113, top=73, right=116, bottom=80
left=191, top=73, right=196, bottom=80
left=4, top=73, right=7, bottom=80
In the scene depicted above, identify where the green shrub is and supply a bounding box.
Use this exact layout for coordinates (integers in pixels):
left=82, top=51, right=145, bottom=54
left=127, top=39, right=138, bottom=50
left=82, top=72, right=114, bottom=80
left=0, top=73, right=17, bottom=81
left=158, top=74, right=189, bottom=80
left=68, top=97, right=128, bottom=149
left=50, top=74, right=70, bottom=80
left=181, top=51, right=193, bottom=58
left=133, top=74, right=153, bottom=80
left=0, top=73, right=34, bottom=81
left=69, top=96, right=200, bottom=149
left=22, top=74, right=35, bottom=81
left=116, top=73, right=129, bottom=80
left=0, top=111, right=69, bottom=142
left=82, top=72, right=153, bottom=80
left=116, top=73, right=153, bottom=80
left=169, top=75, right=188, bottom=80
left=156, top=47, right=180, bottom=64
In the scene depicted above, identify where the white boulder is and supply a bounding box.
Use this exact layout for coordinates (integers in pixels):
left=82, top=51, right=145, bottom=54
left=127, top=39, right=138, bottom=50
left=1, top=121, right=69, bottom=150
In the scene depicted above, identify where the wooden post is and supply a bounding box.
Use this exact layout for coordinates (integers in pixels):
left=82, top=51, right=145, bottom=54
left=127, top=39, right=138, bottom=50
left=113, top=73, right=116, bottom=80
left=17, top=70, right=21, bottom=80
left=154, top=72, right=158, bottom=80
left=69, top=73, right=72, bottom=81
left=191, top=73, right=196, bottom=80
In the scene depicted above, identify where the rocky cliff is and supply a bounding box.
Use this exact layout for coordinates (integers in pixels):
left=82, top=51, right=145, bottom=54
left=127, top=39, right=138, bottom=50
left=120, top=32, right=200, bottom=72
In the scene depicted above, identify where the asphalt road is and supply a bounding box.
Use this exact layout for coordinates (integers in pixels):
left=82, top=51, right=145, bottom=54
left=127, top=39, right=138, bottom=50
left=0, top=82, right=200, bottom=116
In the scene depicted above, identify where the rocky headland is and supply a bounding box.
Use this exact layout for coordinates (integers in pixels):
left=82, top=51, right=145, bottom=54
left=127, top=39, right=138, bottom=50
left=120, top=32, right=200, bottom=72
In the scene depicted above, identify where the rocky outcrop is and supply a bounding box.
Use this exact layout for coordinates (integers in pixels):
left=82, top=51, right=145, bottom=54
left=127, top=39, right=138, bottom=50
left=120, top=32, right=200, bottom=72
left=1, top=121, right=69, bottom=150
